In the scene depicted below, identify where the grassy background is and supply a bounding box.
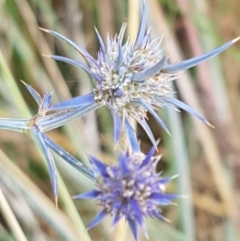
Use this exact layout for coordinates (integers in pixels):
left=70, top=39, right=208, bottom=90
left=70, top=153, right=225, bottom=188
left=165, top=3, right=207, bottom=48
left=0, top=0, right=240, bottom=240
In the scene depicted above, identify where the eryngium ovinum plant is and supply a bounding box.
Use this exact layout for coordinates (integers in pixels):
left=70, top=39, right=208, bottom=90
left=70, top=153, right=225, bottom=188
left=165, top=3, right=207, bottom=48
left=0, top=2, right=239, bottom=240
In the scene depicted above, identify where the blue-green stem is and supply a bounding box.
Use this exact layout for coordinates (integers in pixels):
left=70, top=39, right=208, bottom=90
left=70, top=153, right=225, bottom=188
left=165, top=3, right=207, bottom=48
left=0, top=118, right=29, bottom=133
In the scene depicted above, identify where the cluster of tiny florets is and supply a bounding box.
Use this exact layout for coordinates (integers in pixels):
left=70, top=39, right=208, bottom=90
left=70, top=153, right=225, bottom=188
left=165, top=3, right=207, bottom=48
left=96, top=154, right=166, bottom=217
left=74, top=149, right=176, bottom=240
left=91, top=31, right=173, bottom=118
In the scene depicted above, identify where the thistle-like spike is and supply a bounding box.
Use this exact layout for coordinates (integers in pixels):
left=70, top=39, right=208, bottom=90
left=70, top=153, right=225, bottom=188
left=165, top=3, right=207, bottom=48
left=40, top=28, right=95, bottom=64
left=21, top=80, right=41, bottom=106
left=151, top=210, right=170, bottom=222
left=39, top=91, right=53, bottom=115
left=124, top=117, right=140, bottom=153
left=112, top=214, right=121, bottom=228
left=49, top=92, right=95, bottom=111
left=43, top=134, right=95, bottom=181
left=141, top=146, right=156, bottom=167
left=150, top=193, right=177, bottom=205
left=131, top=200, right=144, bottom=226
left=43, top=55, right=101, bottom=83
left=87, top=211, right=107, bottom=231
left=141, top=34, right=150, bottom=48
left=115, top=41, right=123, bottom=71
left=148, top=35, right=164, bottom=51
left=164, top=37, right=240, bottom=72
left=132, top=57, right=167, bottom=82
left=88, top=155, right=108, bottom=177
left=162, top=97, right=214, bottom=127
left=137, top=118, right=157, bottom=148
left=158, top=176, right=177, bottom=185
left=112, top=112, right=121, bottom=143
left=73, top=190, right=99, bottom=200
left=118, top=21, right=127, bottom=44
left=128, top=219, right=139, bottom=241
left=149, top=35, right=164, bottom=53
left=132, top=1, right=147, bottom=51
left=139, top=99, right=171, bottom=136
left=94, top=26, right=106, bottom=54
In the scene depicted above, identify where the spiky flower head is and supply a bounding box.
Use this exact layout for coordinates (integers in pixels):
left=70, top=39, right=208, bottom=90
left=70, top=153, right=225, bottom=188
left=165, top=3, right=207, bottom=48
left=40, top=2, right=239, bottom=149
left=74, top=147, right=177, bottom=241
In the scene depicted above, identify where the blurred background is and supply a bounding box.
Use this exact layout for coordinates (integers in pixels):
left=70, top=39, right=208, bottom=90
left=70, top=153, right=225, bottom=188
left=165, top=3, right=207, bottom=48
left=0, top=0, right=240, bottom=240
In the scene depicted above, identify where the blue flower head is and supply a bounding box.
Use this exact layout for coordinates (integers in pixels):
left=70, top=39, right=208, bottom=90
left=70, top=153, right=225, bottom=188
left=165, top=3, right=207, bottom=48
left=40, top=2, right=239, bottom=150
left=74, top=147, right=177, bottom=241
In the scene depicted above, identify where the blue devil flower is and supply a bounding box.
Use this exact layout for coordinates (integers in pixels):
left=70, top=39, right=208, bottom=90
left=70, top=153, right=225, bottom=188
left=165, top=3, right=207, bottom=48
left=74, top=147, right=177, bottom=241
left=40, top=2, right=239, bottom=149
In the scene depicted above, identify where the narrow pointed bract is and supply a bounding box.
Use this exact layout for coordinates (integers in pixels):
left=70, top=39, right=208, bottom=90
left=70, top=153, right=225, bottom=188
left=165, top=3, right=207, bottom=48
left=39, top=102, right=101, bottom=132
left=112, top=112, right=121, bottom=143
left=45, top=55, right=102, bottom=83
left=139, top=99, right=171, bottom=136
left=74, top=148, right=177, bottom=241
left=72, top=190, right=99, bottom=200
left=43, top=134, right=95, bottom=181
left=125, top=117, right=140, bottom=152
left=40, top=27, right=95, bottom=64
left=132, top=1, right=147, bottom=51
left=162, top=97, right=213, bottom=127
left=164, top=37, right=240, bottom=72
left=32, top=126, right=58, bottom=201
left=138, top=118, right=156, bottom=146
left=129, top=219, right=138, bottom=241
left=49, top=92, right=95, bottom=111
left=115, top=41, right=123, bottom=71
left=88, top=154, right=108, bottom=177
left=132, top=56, right=167, bottom=82
left=118, top=21, right=127, bottom=43
left=87, top=210, right=107, bottom=230
left=39, top=92, right=53, bottom=116
left=94, top=26, right=106, bottom=55
left=21, top=80, right=42, bottom=105
left=141, top=146, right=156, bottom=167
